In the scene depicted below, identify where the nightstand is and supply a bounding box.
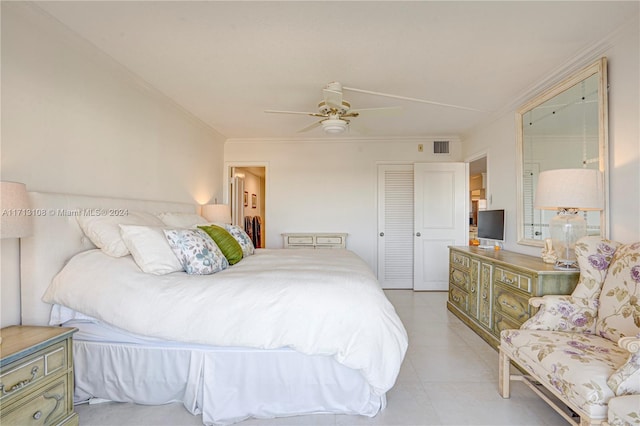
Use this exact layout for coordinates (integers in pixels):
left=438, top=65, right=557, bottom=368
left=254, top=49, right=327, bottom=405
left=0, top=326, right=78, bottom=426
left=282, top=233, right=347, bottom=249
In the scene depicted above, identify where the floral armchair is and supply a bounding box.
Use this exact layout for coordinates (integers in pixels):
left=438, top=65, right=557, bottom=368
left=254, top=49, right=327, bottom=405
left=499, top=236, right=640, bottom=426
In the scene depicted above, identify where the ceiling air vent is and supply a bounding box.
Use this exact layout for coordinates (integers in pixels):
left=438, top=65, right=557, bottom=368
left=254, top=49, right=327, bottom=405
left=433, top=140, right=450, bottom=154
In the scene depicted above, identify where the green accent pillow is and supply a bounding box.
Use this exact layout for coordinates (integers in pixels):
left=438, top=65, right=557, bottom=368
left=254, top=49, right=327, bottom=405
left=198, top=225, right=243, bottom=265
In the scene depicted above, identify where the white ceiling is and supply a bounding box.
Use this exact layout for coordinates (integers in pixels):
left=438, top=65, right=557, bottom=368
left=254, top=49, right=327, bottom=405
left=34, top=1, right=639, bottom=140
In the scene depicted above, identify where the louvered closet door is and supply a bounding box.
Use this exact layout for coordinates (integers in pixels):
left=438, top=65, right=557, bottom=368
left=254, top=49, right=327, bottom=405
left=377, top=164, right=414, bottom=289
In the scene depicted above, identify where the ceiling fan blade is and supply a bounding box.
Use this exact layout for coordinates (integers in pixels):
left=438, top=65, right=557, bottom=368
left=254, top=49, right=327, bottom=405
left=323, top=88, right=343, bottom=109
left=347, top=106, right=403, bottom=117
left=265, top=109, right=324, bottom=117
left=297, top=120, right=323, bottom=133
left=342, top=86, right=483, bottom=112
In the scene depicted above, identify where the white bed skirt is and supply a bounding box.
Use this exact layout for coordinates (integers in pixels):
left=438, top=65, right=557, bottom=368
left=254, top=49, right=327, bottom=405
left=71, top=326, right=385, bottom=425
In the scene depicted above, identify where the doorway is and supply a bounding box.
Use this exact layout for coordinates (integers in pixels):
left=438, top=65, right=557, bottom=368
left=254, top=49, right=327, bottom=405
left=230, top=166, right=266, bottom=248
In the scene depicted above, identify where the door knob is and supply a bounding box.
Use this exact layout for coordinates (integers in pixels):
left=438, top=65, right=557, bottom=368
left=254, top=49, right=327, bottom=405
left=379, top=232, right=384, bottom=237
left=416, top=232, right=421, bottom=237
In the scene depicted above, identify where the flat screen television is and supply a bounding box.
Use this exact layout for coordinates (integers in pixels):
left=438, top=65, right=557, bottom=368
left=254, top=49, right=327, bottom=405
left=477, top=209, right=505, bottom=247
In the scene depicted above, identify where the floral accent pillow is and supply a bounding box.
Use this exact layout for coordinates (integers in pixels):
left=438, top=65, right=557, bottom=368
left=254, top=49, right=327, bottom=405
left=520, top=295, right=599, bottom=333
left=224, top=224, right=255, bottom=257
left=572, top=237, right=622, bottom=299
left=163, top=229, right=228, bottom=275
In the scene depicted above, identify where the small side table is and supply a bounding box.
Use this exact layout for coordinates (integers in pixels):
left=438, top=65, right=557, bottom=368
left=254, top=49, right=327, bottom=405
left=0, top=326, right=78, bottom=426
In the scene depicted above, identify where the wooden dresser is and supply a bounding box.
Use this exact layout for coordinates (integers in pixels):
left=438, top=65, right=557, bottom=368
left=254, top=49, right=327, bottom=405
left=282, top=233, right=347, bottom=249
left=447, top=246, right=579, bottom=349
left=0, top=326, right=78, bottom=426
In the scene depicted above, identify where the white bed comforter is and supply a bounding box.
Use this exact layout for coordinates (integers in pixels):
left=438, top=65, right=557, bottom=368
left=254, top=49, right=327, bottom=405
left=42, top=248, right=408, bottom=395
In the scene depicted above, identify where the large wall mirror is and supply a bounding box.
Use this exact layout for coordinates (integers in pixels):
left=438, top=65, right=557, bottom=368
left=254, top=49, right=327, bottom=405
left=516, top=57, right=609, bottom=246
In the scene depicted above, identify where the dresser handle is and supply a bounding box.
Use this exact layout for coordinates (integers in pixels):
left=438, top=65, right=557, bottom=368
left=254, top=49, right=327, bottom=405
left=0, top=366, right=39, bottom=395
left=501, top=300, right=518, bottom=310
left=33, top=411, right=42, bottom=420
left=503, top=276, right=516, bottom=284
left=452, top=295, right=460, bottom=303
left=43, top=393, right=64, bottom=424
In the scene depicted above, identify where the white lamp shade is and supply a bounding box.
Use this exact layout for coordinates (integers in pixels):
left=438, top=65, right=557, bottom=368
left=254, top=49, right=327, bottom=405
left=1, top=181, right=33, bottom=238
left=534, top=169, right=604, bottom=211
left=201, top=204, right=231, bottom=224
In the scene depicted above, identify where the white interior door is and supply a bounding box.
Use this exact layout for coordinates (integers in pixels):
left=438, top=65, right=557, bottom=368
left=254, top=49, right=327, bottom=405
left=377, top=164, right=414, bottom=289
left=414, top=162, right=468, bottom=290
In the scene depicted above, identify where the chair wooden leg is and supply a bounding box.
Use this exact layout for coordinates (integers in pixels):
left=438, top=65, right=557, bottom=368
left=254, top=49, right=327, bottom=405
left=579, top=416, right=598, bottom=426
left=498, top=348, right=511, bottom=398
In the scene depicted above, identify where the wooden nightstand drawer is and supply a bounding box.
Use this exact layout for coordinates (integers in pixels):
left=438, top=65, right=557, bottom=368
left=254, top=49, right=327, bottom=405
left=0, top=342, right=66, bottom=403
left=316, top=236, right=343, bottom=245
left=287, top=236, right=314, bottom=245
left=1, top=377, right=69, bottom=426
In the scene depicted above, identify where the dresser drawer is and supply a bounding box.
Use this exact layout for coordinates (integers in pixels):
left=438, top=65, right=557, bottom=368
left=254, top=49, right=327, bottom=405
left=1, top=376, right=69, bottom=426
left=449, top=285, right=468, bottom=312
left=450, top=252, right=471, bottom=270
left=450, top=266, right=470, bottom=292
left=493, top=282, right=531, bottom=322
left=0, top=341, right=66, bottom=403
left=494, top=267, right=532, bottom=292
left=493, top=311, right=525, bottom=337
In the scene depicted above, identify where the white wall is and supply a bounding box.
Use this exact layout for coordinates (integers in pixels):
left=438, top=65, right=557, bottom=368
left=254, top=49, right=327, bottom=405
left=462, top=18, right=640, bottom=256
left=225, top=138, right=462, bottom=270
left=0, top=3, right=226, bottom=326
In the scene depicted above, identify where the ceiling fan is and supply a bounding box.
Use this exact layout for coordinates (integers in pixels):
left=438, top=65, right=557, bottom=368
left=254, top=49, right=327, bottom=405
left=265, top=81, right=482, bottom=135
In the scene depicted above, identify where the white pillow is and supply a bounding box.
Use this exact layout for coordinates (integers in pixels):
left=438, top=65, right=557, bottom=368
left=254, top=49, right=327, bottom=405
left=119, top=225, right=183, bottom=275
left=157, top=212, right=208, bottom=228
left=76, top=211, right=164, bottom=257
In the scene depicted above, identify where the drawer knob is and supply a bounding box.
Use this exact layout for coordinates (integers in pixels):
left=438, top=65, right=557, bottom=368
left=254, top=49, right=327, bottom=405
left=0, top=366, right=39, bottom=396
left=33, top=411, right=42, bottom=420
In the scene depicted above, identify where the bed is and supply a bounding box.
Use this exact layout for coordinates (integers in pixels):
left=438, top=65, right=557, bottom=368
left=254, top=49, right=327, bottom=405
left=20, top=192, right=408, bottom=425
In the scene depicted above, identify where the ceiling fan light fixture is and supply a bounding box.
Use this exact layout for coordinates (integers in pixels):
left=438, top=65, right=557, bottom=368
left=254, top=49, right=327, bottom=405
left=321, top=118, right=348, bottom=134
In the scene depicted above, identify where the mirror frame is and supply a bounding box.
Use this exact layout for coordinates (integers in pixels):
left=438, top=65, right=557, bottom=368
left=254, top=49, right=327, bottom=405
left=516, top=57, right=609, bottom=247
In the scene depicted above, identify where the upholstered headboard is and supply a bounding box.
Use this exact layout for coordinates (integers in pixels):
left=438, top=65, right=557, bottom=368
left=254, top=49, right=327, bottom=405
left=20, top=192, right=197, bottom=325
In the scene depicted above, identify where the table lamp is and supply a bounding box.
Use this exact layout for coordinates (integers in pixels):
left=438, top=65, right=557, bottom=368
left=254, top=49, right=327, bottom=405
left=534, top=169, right=603, bottom=270
left=201, top=204, right=232, bottom=224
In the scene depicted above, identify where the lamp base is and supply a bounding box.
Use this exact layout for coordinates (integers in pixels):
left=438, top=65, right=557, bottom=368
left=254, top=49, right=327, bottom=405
left=554, top=259, right=579, bottom=271
left=549, top=208, right=586, bottom=272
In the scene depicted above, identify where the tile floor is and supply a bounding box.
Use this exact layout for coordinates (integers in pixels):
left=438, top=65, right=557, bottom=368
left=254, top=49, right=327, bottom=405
left=75, top=290, right=569, bottom=425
